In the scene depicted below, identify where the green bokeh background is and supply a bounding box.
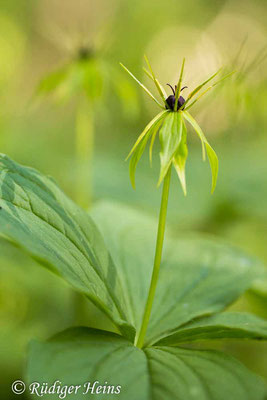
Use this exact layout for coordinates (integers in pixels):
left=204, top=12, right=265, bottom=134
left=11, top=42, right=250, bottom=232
left=0, top=0, right=266, bottom=398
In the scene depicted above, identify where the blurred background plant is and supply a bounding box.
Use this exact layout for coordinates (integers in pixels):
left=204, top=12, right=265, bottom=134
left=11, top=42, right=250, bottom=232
left=0, top=0, right=266, bottom=398
left=34, top=18, right=139, bottom=208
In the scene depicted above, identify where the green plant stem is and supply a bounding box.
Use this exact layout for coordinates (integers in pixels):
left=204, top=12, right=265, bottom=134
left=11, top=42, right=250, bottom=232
left=135, top=166, right=172, bottom=348
left=75, top=97, right=94, bottom=209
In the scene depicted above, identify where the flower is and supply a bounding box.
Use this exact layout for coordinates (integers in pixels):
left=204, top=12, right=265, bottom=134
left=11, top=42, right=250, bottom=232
left=36, top=32, right=139, bottom=117
left=121, top=56, right=234, bottom=194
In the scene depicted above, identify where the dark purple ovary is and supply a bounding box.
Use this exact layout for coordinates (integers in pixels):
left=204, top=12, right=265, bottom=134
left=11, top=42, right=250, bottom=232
left=166, top=95, right=185, bottom=111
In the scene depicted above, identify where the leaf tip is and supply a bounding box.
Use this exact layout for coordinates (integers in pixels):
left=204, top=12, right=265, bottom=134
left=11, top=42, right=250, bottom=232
left=130, top=175, right=136, bottom=190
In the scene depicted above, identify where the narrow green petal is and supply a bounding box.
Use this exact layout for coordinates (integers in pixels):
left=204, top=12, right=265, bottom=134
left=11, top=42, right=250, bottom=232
left=143, top=67, right=167, bottom=98
left=183, top=68, right=222, bottom=108
left=126, top=110, right=168, bottom=161
left=120, top=63, right=164, bottom=108
left=143, top=56, right=167, bottom=105
left=174, top=58, right=185, bottom=111
left=183, top=111, right=218, bottom=193
left=173, top=121, right=188, bottom=195
left=158, top=112, right=183, bottom=186
left=185, top=71, right=236, bottom=111
left=143, top=66, right=153, bottom=80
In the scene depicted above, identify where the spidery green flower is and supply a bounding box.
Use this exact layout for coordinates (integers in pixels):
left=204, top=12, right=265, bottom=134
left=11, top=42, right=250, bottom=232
left=121, top=57, right=235, bottom=194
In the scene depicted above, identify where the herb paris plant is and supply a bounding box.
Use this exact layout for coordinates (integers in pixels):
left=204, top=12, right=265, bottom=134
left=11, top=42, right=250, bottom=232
left=0, top=58, right=266, bottom=400
left=121, top=57, right=234, bottom=349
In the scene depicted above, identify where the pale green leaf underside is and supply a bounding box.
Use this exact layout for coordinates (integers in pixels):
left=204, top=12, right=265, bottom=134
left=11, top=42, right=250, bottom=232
left=0, top=155, right=134, bottom=340
left=91, top=202, right=265, bottom=346
left=27, top=327, right=267, bottom=400
left=156, top=312, right=267, bottom=345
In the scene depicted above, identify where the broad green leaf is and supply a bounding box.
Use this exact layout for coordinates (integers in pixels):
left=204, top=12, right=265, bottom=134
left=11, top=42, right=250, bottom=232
left=156, top=312, right=267, bottom=345
left=158, top=112, right=183, bottom=185
left=183, top=111, right=218, bottom=193
left=173, top=121, right=188, bottom=195
left=126, top=110, right=168, bottom=160
left=144, top=347, right=267, bottom=400
left=27, top=327, right=267, bottom=400
left=0, top=155, right=135, bottom=340
left=91, top=202, right=265, bottom=346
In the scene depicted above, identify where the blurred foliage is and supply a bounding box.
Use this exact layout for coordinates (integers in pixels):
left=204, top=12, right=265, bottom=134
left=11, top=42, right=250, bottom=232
left=0, top=0, right=266, bottom=398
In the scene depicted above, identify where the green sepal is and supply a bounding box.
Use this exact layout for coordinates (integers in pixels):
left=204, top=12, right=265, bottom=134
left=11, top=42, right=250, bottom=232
left=183, top=111, right=218, bottom=193
left=129, top=129, right=153, bottom=189
left=149, top=118, right=164, bottom=166
left=173, top=120, right=188, bottom=195
left=206, top=141, right=219, bottom=194
left=128, top=112, right=167, bottom=188
left=126, top=110, right=168, bottom=161
left=158, top=112, right=183, bottom=186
